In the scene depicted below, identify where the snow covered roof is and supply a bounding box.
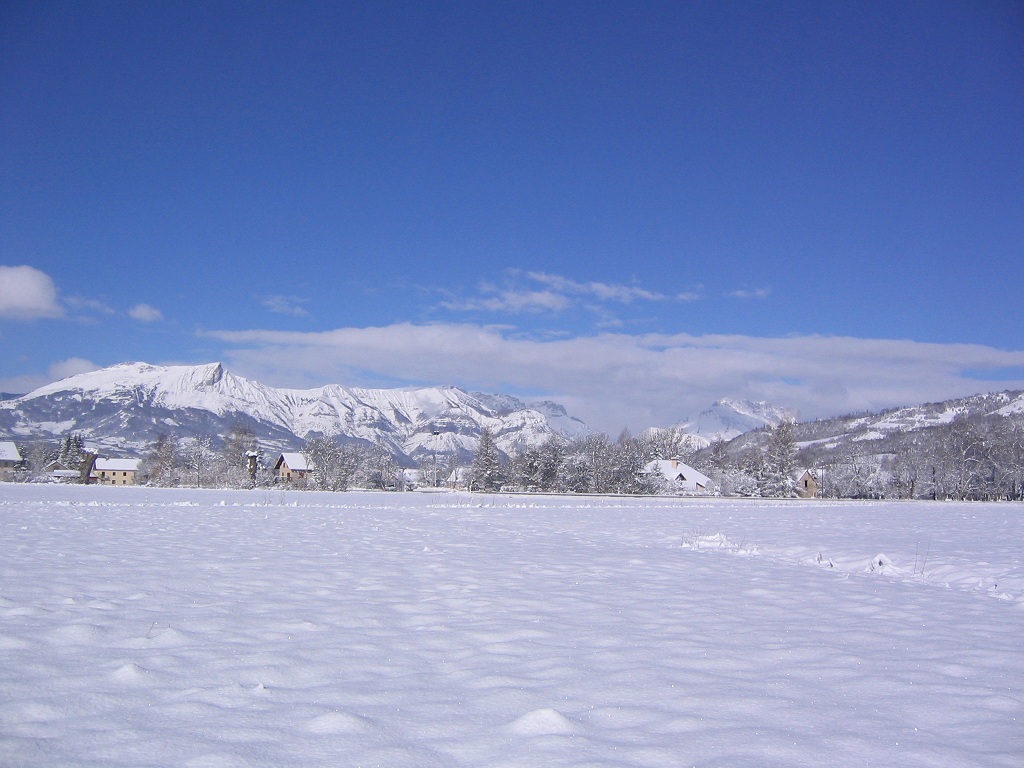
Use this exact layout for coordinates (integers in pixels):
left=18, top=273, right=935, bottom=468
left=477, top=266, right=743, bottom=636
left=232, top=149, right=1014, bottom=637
left=277, top=453, right=311, bottom=471
left=643, top=459, right=711, bottom=489
left=93, top=458, right=141, bottom=472
left=0, top=441, right=21, bottom=462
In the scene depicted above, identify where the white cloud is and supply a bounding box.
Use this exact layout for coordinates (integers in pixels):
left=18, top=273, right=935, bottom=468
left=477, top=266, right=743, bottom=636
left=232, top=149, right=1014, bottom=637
left=262, top=295, right=311, bottom=317
left=0, top=372, right=48, bottom=395
left=203, top=323, right=1024, bottom=434
left=730, top=286, right=772, bottom=299
left=66, top=296, right=116, bottom=316
left=440, top=271, right=696, bottom=318
left=0, top=265, right=63, bottom=319
left=0, top=357, right=99, bottom=395
left=525, top=272, right=665, bottom=303
left=442, top=289, right=571, bottom=313
left=129, top=303, right=163, bottom=322
left=49, top=357, right=99, bottom=380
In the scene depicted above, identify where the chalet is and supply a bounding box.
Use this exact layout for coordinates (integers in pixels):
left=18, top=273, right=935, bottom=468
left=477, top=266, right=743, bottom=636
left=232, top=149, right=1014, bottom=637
left=793, top=469, right=820, bottom=499
left=0, top=441, right=22, bottom=479
left=91, top=457, right=142, bottom=486
left=643, top=457, right=712, bottom=493
left=43, top=459, right=81, bottom=483
left=274, top=453, right=312, bottom=485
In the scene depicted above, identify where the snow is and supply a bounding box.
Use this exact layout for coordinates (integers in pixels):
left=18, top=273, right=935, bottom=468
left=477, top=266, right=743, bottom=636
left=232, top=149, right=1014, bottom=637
left=275, top=452, right=310, bottom=471
left=2, top=362, right=582, bottom=458
left=643, top=459, right=712, bottom=491
left=0, top=440, right=20, bottom=462
left=688, top=398, right=795, bottom=442
left=1, top=484, right=1022, bottom=766
left=997, top=395, right=1024, bottom=417
left=93, top=458, right=142, bottom=473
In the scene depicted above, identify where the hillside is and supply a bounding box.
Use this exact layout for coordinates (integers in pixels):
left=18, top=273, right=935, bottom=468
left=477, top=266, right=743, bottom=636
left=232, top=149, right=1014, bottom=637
left=699, top=389, right=1024, bottom=499
left=0, top=362, right=587, bottom=462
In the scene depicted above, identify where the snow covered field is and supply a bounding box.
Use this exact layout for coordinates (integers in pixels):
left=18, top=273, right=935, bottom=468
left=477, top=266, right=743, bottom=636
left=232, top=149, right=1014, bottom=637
left=1, top=484, right=1022, bottom=767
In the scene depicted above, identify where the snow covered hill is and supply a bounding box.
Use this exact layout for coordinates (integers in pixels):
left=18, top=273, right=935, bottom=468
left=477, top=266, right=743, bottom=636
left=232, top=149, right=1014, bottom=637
left=648, top=398, right=797, bottom=450
left=690, top=398, right=796, bottom=442
left=705, top=389, right=1024, bottom=496
left=0, top=362, right=587, bottom=460
left=790, top=390, right=1024, bottom=454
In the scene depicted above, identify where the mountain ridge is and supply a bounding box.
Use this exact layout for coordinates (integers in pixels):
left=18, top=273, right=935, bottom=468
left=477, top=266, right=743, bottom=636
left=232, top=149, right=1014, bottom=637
left=0, top=361, right=588, bottom=462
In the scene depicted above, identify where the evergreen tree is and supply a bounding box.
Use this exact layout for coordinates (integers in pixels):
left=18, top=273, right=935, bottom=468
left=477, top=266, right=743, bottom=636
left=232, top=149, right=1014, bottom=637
left=57, top=433, right=87, bottom=468
left=536, top=436, right=566, bottom=492
left=759, top=421, right=797, bottom=497
left=470, top=427, right=504, bottom=491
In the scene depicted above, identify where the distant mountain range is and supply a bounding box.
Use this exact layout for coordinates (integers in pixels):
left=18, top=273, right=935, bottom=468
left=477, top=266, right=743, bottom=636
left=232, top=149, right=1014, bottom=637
left=718, top=389, right=1024, bottom=467
left=0, top=362, right=587, bottom=463
left=4, top=361, right=1019, bottom=471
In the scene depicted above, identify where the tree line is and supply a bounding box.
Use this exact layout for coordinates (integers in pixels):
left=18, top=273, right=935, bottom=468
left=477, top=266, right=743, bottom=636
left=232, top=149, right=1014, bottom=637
left=796, top=415, right=1024, bottom=500
left=9, top=411, right=1024, bottom=499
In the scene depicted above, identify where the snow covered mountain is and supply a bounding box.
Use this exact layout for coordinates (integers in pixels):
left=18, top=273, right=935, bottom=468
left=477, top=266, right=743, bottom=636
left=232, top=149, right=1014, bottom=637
left=0, top=362, right=587, bottom=462
left=655, top=398, right=796, bottom=448
left=790, top=389, right=1024, bottom=456
left=641, top=399, right=795, bottom=454
left=690, top=398, right=797, bottom=442
left=706, top=389, right=1024, bottom=486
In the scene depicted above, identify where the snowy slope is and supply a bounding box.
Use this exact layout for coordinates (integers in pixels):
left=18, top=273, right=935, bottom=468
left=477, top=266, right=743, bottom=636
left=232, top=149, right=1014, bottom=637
left=691, top=398, right=796, bottom=440
left=654, top=398, right=797, bottom=448
left=1, top=484, right=1022, bottom=767
left=791, top=390, right=1024, bottom=454
left=0, top=362, right=587, bottom=459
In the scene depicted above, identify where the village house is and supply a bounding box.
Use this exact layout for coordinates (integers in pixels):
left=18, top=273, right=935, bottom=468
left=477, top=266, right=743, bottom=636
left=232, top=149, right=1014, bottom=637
left=793, top=468, right=820, bottom=498
left=91, top=457, right=142, bottom=486
left=43, top=459, right=83, bottom=483
left=274, top=453, right=312, bottom=485
left=0, top=441, right=22, bottom=480
left=643, top=457, right=712, bottom=494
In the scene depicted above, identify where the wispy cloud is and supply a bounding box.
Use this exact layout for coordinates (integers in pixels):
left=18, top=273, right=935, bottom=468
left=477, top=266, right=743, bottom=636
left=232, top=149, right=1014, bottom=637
left=65, top=296, right=116, bottom=316
left=730, top=286, right=772, bottom=299
left=261, top=295, right=311, bottom=317
left=441, top=288, right=571, bottom=313
left=128, top=303, right=163, bottom=322
left=525, top=272, right=665, bottom=303
left=441, top=271, right=697, bottom=318
left=203, top=322, right=1024, bottom=434
left=0, top=357, right=98, bottom=395
left=0, top=265, right=63, bottom=320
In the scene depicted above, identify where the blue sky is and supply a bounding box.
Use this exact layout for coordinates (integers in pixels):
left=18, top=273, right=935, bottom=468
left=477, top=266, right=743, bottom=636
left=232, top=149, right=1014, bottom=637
left=2, top=1, right=1022, bottom=432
